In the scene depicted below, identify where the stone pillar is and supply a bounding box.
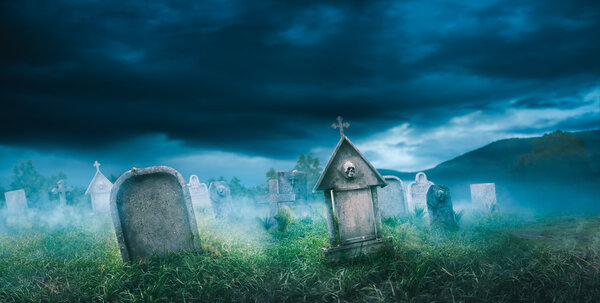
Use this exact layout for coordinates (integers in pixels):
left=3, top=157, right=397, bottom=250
left=323, top=190, right=338, bottom=246
left=370, top=186, right=382, bottom=237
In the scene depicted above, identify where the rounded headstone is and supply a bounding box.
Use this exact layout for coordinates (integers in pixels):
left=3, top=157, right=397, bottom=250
left=426, top=184, right=456, bottom=228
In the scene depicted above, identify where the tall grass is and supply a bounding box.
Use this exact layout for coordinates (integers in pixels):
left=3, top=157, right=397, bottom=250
left=1, top=207, right=599, bottom=302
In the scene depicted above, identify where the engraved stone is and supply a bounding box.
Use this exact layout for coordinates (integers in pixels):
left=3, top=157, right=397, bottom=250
left=407, top=172, right=434, bottom=213
left=188, top=175, right=211, bottom=209
left=426, top=184, right=457, bottom=229
left=470, top=183, right=497, bottom=212
left=4, top=189, right=27, bottom=213
left=377, top=176, right=409, bottom=218
left=209, top=181, right=232, bottom=218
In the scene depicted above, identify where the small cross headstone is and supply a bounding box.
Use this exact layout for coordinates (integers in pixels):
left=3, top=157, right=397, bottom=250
left=110, top=166, right=199, bottom=262
left=4, top=189, right=28, bottom=213
left=470, top=183, right=497, bottom=212
left=52, top=180, right=72, bottom=207
left=209, top=181, right=233, bottom=218
left=426, top=184, right=457, bottom=229
left=85, top=161, right=113, bottom=214
left=377, top=176, right=409, bottom=218
left=408, top=172, right=434, bottom=214
left=188, top=175, right=211, bottom=209
left=331, top=116, right=350, bottom=137
left=314, top=117, right=390, bottom=259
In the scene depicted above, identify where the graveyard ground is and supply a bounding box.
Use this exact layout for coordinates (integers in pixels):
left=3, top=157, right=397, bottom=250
left=1, top=206, right=599, bottom=302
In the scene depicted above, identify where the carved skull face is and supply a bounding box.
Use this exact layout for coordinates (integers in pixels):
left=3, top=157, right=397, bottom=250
left=343, top=161, right=356, bottom=179
left=217, top=185, right=226, bottom=196
left=435, top=188, right=446, bottom=202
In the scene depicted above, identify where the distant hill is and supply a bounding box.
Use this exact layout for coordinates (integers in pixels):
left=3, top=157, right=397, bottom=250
left=380, top=130, right=600, bottom=212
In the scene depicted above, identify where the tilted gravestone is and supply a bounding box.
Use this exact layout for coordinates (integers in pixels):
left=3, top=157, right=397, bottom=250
left=110, top=166, right=199, bottom=262
left=426, top=184, right=457, bottom=229
left=209, top=181, right=232, bottom=218
left=314, top=117, right=389, bottom=259
left=4, top=189, right=28, bottom=213
left=408, top=172, right=434, bottom=213
left=377, top=176, right=409, bottom=218
left=470, top=183, right=497, bottom=212
left=85, top=161, right=113, bottom=214
left=188, top=175, right=211, bottom=209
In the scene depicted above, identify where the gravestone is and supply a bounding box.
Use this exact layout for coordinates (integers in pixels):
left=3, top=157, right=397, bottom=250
left=314, top=117, right=390, bottom=259
left=470, top=183, right=497, bottom=212
left=188, top=175, right=211, bottom=209
left=291, top=170, right=308, bottom=202
left=110, top=166, right=199, bottom=262
left=51, top=180, right=72, bottom=207
left=85, top=161, right=113, bottom=214
left=377, top=176, right=409, bottom=218
left=426, top=184, right=456, bottom=229
left=4, top=189, right=28, bottom=213
left=209, top=181, right=232, bottom=218
left=408, top=172, right=434, bottom=213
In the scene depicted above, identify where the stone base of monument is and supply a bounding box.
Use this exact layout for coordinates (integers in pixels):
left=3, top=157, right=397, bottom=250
left=323, top=237, right=392, bottom=260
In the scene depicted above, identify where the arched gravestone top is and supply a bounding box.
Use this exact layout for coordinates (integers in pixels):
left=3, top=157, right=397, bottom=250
left=110, top=166, right=199, bottom=262
left=209, top=181, right=232, bottom=218
left=377, top=176, right=408, bottom=218
left=408, top=172, right=434, bottom=212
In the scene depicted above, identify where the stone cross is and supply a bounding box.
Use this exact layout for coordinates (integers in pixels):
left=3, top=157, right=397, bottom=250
left=52, top=180, right=72, bottom=207
left=331, top=116, right=350, bottom=137
left=94, top=160, right=101, bottom=172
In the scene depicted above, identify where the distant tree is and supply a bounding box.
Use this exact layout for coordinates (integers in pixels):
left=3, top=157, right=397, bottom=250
left=229, top=177, right=248, bottom=197
left=108, top=173, right=119, bottom=183
left=10, top=160, right=47, bottom=202
left=293, top=153, right=322, bottom=187
left=512, top=130, right=590, bottom=180
left=0, top=183, right=5, bottom=206
left=266, top=168, right=277, bottom=180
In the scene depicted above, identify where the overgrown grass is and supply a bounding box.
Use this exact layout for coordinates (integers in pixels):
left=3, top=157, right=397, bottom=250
left=1, top=207, right=599, bottom=302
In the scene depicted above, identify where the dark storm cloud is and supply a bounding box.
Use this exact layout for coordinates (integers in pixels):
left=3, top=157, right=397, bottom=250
left=1, top=0, right=599, bottom=158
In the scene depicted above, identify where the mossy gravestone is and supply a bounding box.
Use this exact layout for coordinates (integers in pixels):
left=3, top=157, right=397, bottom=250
left=110, top=166, right=199, bottom=262
left=426, top=184, right=457, bottom=229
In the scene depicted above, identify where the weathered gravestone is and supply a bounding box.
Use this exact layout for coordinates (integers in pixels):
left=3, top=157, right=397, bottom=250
left=188, top=175, right=211, bottom=209
left=408, top=172, right=434, bottom=213
left=262, top=179, right=295, bottom=228
left=426, top=184, right=457, bottom=229
left=209, top=181, right=232, bottom=218
left=51, top=180, right=72, bottom=207
left=4, top=189, right=28, bottom=213
left=470, top=183, right=497, bottom=212
left=314, top=117, right=389, bottom=259
left=377, top=176, right=409, bottom=218
left=110, top=166, right=199, bottom=262
left=85, top=161, right=113, bottom=214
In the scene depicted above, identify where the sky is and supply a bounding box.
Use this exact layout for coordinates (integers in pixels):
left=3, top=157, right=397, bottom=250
left=1, top=0, right=599, bottom=187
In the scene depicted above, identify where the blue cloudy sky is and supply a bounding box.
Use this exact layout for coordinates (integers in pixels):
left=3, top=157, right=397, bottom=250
left=1, top=0, right=599, bottom=187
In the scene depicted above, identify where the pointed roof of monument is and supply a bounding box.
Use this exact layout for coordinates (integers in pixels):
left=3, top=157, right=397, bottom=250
left=85, top=161, right=113, bottom=195
left=314, top=135, right=387, bottom=192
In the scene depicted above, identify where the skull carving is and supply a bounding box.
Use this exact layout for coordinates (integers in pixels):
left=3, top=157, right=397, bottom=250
left=342, top=161, right=356, bottom=179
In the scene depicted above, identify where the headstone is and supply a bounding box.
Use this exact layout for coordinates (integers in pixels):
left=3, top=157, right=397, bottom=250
left=209, top=181, right=232, bottom=218
left=291, top=170, right=308, bottom=202
left=470, top=183, right=497, bottom=212
left=377, top=176, right=409, bottom=218
left=51, top=180, right=72, bottom=207
left=314, top=117, right=390, bottom=259
left=85, top=161, right=113, bottom=214
left=187, top=175, right=211, bottom=209
left=426, top=184, right=456, bottom=229
left=4, top=189, right=28, bottom=213
left=408, top=172, right=434, bottom=213
left=109, top=166, right=199, bottom=262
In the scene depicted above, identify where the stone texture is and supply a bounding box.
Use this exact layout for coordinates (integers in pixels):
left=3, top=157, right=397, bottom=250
left=85, top=161, right=113, bottom=214
left=470, top=183, right=497, bottom=211
left=314, top=133, right=389, bottom=259
left=110, top=166, right=199, bottom=262
left=209, top=181, right=232, bottom=218
left=408, top=172, right=434, bottom=213
left=426, top=184, right=456, bottom=229
left=188, top=175, right=211, bottom=209
left=377, top=176, right=409, bottom=218
left=4, top=189, right=27, bottom=212
left=51, top=180, right=72, bottom=207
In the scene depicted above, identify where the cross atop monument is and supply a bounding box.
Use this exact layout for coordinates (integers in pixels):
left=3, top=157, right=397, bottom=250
left=93, top=161, right=101, bottom=172
left=331, top=116, right=350, bottom=137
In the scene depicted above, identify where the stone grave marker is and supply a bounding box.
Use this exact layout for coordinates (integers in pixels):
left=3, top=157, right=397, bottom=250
left=314, top=116, right=389, bottom=259
left=426, top=184, right=457, bottom=229
left=110, top=166, right=199, bottom=262
left=209, top=181, right=233, bottom=218
left=85, top=161, right=113, bottom=214
left=51, top=180, right=72, bottom=207
left=4, top=189, right=28, bottom=213
left=408, top=172, right=434, bottom=214
left=470, top=183, right=497, bottom=212
left=188, top=175, right=211, bottom=209
left=377, top=176, right=409, bottom=218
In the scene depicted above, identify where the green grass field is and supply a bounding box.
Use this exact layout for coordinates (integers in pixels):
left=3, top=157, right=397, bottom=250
left=1, top=206, right=599, bottom=302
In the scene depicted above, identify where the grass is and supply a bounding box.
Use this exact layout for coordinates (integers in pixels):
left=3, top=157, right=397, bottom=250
left=1, top=206, right=599, bottom=302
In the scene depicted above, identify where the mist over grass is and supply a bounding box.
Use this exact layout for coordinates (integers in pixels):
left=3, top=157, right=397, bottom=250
left=1, top=199, right=599, bottom=302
